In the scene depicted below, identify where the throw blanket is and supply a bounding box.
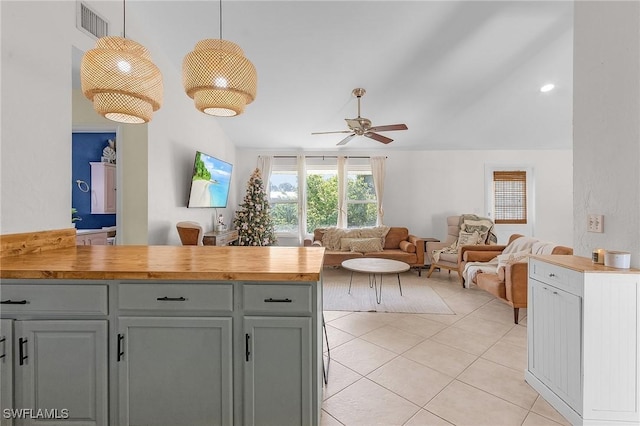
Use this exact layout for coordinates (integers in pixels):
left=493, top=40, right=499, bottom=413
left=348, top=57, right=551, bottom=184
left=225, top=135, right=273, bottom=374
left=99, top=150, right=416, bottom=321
left=432, top=215, right=497, bottom=264
left=462, top=237, right=559, bottom=288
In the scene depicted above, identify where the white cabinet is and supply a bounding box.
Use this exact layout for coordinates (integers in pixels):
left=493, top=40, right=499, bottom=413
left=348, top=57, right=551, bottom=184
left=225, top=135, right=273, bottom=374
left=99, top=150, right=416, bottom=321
left=244, top=316, right=312, bottom=426
left=90, top=162, right=116, bottom=214
left=527, top=256, right=640, bottom=426
left=117, top=317, right=233, bottom=426
left=76, top=230, right=108, bottom=246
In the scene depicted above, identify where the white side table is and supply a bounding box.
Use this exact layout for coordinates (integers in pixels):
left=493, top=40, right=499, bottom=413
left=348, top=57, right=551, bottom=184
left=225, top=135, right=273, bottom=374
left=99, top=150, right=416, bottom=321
left=341, top=258, right=410, bottom=303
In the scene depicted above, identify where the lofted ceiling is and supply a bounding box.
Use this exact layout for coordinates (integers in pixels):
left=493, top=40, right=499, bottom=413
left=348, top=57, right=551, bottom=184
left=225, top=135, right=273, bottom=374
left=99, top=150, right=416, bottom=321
left=82, top=1, right=574, bottom=151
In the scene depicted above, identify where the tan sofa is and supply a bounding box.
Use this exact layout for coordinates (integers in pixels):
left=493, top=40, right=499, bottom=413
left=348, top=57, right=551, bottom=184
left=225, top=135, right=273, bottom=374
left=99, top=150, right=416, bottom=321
left=304, top=227, right=425, bottom=274
left=461, top=234, right=573, bottom=324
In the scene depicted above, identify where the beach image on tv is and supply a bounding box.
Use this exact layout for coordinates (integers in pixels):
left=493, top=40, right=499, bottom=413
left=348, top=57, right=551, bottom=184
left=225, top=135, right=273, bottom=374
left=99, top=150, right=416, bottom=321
left=188, top=152, right=233, bottom=208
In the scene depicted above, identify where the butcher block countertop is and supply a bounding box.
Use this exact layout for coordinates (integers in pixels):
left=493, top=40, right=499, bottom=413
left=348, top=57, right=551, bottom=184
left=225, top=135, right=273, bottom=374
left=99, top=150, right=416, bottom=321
left=0, top=245, right=325, bottom=281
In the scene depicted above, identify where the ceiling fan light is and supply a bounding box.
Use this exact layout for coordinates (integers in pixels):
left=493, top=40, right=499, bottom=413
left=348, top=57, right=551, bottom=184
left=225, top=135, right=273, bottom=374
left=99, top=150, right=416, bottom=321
left=81, top=36, right=163, bottom=124
left=182, top=38, right=257, bottom=117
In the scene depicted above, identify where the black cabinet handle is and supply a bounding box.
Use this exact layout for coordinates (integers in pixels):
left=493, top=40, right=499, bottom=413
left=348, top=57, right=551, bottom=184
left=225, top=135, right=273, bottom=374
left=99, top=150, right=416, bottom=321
left=18, top=338, right=27, bottom=365
left=117, top=334, right=124, bottom=362
left=245, top=334, right=251, bottom=362
left=156, top=296, right=186, bottom=301
left=1, top=300, right=27, bottom=304
left=0, top=337, right=5, bottom=360
left=264, top=298, right=292, bottom=303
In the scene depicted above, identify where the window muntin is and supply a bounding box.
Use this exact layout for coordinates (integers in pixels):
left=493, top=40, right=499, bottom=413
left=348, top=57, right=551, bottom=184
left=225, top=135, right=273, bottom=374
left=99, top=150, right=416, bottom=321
left=346, top=168, right=377, bottom=228
left=269, top=170, right=299, bottom=233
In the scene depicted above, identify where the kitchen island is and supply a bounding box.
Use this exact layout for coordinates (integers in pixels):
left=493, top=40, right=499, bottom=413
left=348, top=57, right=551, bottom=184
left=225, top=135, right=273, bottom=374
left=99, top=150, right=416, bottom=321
left=0, top=230, right=325, bottom=426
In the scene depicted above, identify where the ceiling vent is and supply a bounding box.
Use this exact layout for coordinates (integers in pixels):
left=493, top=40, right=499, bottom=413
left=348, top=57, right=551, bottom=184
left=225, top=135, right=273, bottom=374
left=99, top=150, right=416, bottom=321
left=76, top=2, right=109, bottom=39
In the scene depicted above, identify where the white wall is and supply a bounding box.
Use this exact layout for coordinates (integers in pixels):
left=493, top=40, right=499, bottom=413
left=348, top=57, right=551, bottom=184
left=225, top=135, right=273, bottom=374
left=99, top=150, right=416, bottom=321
left=0, top=1, right=235, bottom=243
left=236, top=149, right=573, bottom=247
left=573, top=1, right=640, bottom=267
left=123, top=15, right=238, bottom=245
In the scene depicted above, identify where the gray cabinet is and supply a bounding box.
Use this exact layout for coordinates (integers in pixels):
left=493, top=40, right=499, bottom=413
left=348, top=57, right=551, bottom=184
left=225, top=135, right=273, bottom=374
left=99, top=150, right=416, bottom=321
left=243, top=316, right=312, bottom=426
left=117, top=317, right=233, bottom=426
left=1, top=320, right=108, bottom=426
left=0, top=320, right=14, bottom=426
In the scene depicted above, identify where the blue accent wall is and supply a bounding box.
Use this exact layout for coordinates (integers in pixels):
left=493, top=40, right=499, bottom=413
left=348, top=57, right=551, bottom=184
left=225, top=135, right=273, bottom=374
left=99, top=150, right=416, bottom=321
left=72, top=132, right=116, bottom=230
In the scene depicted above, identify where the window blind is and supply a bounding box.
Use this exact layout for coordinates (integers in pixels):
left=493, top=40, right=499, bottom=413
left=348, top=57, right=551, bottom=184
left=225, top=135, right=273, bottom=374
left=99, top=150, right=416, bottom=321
left=493, top=171, right=527, bottom=224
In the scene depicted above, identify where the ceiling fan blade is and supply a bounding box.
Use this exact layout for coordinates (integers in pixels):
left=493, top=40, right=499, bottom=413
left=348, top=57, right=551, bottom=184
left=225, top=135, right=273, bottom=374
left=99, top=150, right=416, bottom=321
left=336, top=134, right=356, bottom=146
left=367, top=124, right=408, bottom=132
left=364, top=132, right=393, bottom=144
left=311, top=130, right=353, bottom=135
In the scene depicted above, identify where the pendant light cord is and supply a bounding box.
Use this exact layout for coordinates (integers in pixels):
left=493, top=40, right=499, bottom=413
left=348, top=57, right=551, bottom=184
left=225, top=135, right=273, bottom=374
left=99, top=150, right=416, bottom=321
left=219, top=0, right=223, bottom=39
left=123, top=0, right=127, bottom=38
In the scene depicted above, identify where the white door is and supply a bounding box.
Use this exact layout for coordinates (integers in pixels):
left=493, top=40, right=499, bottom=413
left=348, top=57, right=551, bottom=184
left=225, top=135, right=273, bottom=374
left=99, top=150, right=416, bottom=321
left=244, top=316, right=312, bottom=426
left=14, top=320, right=108, bottom=426
left=117, top=317, right=232, bottom=426
left=0, top=319, right=14, bottom=426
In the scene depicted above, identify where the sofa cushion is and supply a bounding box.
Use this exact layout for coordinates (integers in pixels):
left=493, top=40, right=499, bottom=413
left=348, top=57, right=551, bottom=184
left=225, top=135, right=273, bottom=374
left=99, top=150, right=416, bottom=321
left=476, top=273, right=506, bottom=299
left=457, top=231, right=481, bottom=248
left=350, top=238, right=383, bottom=253
left=438, top=252, right=459, bottom=264
left=363, top=249, right=416, bottom=264
left=384, top=227, right=409, bottom=249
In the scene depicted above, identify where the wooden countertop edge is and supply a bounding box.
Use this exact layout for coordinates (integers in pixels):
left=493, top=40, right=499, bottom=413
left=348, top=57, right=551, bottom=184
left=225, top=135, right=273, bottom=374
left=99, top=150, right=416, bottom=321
left=530, top=254, right=640, bottom=274
left=0, top=271, right=321, bottom=281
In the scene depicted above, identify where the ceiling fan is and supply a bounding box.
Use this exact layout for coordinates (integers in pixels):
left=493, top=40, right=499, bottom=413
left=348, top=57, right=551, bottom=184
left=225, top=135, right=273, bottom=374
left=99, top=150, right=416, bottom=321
left=312, top=88, right=408, bottom=146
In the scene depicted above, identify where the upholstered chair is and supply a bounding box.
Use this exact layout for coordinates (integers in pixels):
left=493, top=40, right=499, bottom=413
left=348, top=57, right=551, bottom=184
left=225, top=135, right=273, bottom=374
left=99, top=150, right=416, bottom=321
left=176, top=221, right=203, bottom=246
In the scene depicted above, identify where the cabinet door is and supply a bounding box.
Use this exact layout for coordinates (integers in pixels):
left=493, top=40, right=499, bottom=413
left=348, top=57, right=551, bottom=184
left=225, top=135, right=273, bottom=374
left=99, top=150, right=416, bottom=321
left=104, top=165, right=116, bottom=213
left=529, top=279, right=582, bottom=412
left=244, top=316, right=312, bottom=426
left=118, top=317, right=232, bottom=426
left=14, top=320, right=108, bottom=426
left=0, top=320, right=14, bottom=426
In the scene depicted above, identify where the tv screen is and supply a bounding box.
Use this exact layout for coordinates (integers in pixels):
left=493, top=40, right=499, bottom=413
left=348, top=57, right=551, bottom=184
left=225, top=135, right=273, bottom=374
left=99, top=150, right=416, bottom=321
left=187, top=151, right=233, bottom=208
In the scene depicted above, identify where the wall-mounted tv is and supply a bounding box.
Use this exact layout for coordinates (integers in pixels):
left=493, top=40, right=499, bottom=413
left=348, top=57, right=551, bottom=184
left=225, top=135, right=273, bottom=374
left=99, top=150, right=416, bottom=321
left=187, top=151, right=233, bottom=208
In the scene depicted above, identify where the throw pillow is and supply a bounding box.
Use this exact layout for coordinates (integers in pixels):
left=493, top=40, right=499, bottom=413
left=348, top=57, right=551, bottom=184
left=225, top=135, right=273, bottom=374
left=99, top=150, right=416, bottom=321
left=463, top=224, right=490, bottom=243
left=456, top=231, right=481, bottom=249
left=350, top=238, right=384, bottom=253
left=340, top=238, right=359, bottom=251
left=358, top=226, right=391, bottom=244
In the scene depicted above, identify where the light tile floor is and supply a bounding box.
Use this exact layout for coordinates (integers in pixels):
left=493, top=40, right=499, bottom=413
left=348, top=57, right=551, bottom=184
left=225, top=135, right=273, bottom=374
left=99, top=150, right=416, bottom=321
left=321, top=269, right=571, bottom=426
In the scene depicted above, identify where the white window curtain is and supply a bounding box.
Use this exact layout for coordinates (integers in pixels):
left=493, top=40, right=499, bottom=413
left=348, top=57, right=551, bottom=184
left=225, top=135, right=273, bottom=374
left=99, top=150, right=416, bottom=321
left=257, top=155, right=273, bottom=186
left=370, top=156, right=386, bottom=225
left=337, top=156, right=348, bottom=228
left=297, top=155, right=307, bottom=245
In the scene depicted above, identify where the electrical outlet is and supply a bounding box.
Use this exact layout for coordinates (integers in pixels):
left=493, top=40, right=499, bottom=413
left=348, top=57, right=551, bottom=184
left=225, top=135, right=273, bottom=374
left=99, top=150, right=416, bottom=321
left=587, top=214, right=604, bottom=233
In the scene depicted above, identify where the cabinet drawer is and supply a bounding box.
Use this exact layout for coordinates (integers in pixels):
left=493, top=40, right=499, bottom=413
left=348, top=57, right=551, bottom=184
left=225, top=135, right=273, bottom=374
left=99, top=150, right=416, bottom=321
left=0, top=284, right=108, bottom=315
left=529, top=259, right=582, bottom=295
left=243, top=284, right=312, bottom=314
left=118, top=283, right=233, bottom=312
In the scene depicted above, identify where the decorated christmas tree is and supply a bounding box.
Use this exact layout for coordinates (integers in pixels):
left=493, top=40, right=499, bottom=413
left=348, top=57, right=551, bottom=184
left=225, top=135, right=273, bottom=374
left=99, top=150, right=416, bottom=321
left=233, top=168, right=277, bottom=246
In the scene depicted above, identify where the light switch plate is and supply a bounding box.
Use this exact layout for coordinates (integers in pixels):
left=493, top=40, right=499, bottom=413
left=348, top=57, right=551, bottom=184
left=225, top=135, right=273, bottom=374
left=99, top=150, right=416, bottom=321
left=587, top=214, right=604, bottom=233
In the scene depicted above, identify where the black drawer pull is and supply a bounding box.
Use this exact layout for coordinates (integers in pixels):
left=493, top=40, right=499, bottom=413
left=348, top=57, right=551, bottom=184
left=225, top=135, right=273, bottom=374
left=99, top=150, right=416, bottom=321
left=117, top=334, right=124, bottom=362
left=0, top=337, right=5, bottom=359
left=157, top=296, right=186, bottom=301
left=245, top=334, right=251, bottom=362
left=1, top=300, right=27, bottom=304
left=264, top=298, right=292, bottom=303
left=19, top=338, right=27, bottom=365
left=548, top=273, right=556, bottom=277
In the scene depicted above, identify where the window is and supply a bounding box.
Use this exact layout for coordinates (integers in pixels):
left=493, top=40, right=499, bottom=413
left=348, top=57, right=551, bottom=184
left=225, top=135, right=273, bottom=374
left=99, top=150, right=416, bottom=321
left=268, top=169, right=299, bottom=234
left=346, top=165, right=377, bottom=228
left=493, top=170, right=527, bottom=224
left=266, top=156, right=379, bottom=237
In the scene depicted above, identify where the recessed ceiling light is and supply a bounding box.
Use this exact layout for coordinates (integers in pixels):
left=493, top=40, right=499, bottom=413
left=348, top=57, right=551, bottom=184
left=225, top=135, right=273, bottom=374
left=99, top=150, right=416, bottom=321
left=540, top=84, right=555, bottom=93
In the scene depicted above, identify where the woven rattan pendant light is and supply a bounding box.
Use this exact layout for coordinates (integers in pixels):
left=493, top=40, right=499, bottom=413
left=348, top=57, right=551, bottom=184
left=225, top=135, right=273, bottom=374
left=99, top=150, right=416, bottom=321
left=81, top=0, right=163, bottom=124
left=182, top=0, right=257, bottom=117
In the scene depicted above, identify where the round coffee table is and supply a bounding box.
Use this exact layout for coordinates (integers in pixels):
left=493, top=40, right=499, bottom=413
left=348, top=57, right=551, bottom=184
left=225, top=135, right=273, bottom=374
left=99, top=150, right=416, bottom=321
left=341, top=258, right=410, bottom=304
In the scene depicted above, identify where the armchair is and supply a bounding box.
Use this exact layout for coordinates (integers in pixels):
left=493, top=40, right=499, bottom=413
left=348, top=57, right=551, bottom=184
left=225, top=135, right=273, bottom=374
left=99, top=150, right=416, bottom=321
left=176, top=221, right=203, bottom=246
left=426, top=215, right=496, bottom=282
left=461, top=234, right=573, bottom=323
